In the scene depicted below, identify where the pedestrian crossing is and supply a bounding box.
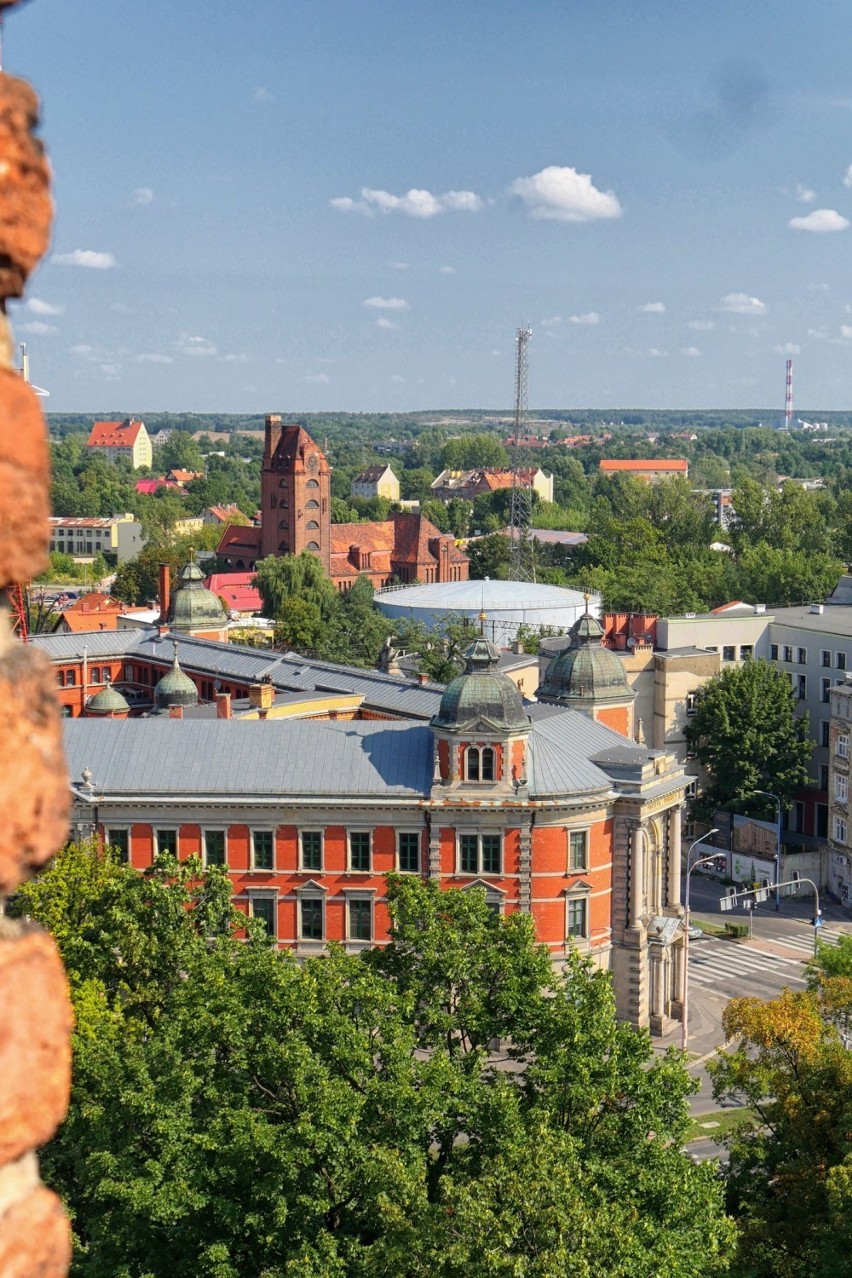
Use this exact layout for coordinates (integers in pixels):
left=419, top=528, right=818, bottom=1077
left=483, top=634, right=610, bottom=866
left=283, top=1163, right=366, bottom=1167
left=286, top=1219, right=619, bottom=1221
left=688, top=938, right=807, bottom=990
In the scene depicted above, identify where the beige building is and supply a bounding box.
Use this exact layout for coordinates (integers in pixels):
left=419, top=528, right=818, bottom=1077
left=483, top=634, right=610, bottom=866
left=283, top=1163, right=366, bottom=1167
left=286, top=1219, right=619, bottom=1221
left=48, top=514, right=144, bottom=563
left=350, top=464, right=401, bottom=502
left=87, top=419, right=152, bottom=469
left=431, top=467, right=554, bottom=504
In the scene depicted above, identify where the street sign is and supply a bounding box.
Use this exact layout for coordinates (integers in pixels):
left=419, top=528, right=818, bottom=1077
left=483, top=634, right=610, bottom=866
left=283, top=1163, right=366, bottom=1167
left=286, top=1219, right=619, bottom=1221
left=720, top=895, right=735, bottom=912
left=755, top=888, right=770, bottom=903
left=813, top=916, right=823, bottom=929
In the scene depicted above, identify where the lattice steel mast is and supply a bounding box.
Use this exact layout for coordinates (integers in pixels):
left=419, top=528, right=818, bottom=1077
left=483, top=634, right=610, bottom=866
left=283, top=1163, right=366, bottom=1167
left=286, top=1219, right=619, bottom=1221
left=509, top=325, right=535, bottom=582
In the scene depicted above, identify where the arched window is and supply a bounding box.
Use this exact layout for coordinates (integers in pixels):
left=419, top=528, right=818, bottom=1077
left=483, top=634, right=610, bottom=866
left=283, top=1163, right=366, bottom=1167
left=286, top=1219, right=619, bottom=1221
left=481, top=747, right=495, bottom=781
left=466, top=747, right=480, bottom=781
left=279, top=540, right=289, bottom=553
left=269, top=494, right=277, bottom=509
left=306, top=499, right=319, bottom=510
left=306, top=541, right=320, bottom=551
left=279, top=479, right=288, bottom=490
left=279, top=518, right=288, bottom=530
left=306, top=479, right=319, bottom=489
left=306, top=520, right=319, bottom=531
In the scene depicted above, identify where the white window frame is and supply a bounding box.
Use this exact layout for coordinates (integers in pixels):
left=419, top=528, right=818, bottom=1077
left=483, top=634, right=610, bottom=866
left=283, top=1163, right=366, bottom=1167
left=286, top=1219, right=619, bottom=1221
left=822, top=649, right=832, bottom=668
left=836, top=774, right=848, bottom=804
left=685, top=691, right=698, bottom=717
left=396, top=830, right=421, bottom=874
left=565, top=886, right=591, bottom=941
left=347, top=829, right=372, bottom=873
left=247, top=890, right=278, bottom=940
left=834, top=816, right=848, bottom=845
left=797, top=647, right=807, bottom=665
left=456, top=831, right=503, bottom=877
left=567, top=828, right=589, bottom=872
left=203, top=828, right=227, bottom=868
left=299, top=829, right=323, bottom=873
left=296, top=881, right=327, bottom=943
left=105, top=827, right=130, bottom=863
left=154, top=828, right=179, bottom=857
left=344, top=889, right=375, bottom=945
left=839, top=734, right=849, bottom=760
left=251, top=828, right=275, bottom=872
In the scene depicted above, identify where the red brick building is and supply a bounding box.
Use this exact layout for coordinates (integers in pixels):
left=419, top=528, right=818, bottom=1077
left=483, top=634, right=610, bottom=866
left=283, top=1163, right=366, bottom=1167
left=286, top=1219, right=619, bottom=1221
left=216, top=416, right=468, bottom=590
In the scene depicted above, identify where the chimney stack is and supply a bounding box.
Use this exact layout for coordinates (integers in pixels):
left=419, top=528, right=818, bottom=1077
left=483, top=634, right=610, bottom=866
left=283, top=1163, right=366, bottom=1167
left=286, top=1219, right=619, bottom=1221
left=216, top=692, right=232, bottom=719
left=264, top=413, right=283, bottom=460
left=158, top=563, right=171, bottom=624
left=417, top=672, right=429, bottom=686
left=168, top=705, right=183, bottom=719
left=249, top=682, right=275, bottom=712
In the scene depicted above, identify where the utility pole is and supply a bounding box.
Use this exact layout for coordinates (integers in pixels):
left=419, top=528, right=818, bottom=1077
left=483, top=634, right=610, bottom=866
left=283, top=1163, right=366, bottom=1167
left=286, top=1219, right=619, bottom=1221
left=509, top=326, right=535, bottom=582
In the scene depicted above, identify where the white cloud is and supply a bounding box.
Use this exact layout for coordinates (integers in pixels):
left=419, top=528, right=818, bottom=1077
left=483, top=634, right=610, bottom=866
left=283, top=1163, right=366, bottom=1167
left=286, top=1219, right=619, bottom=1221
left=509, top=165, right=622, bottom=222
left=840, top=325, right=852, bottom=340
left=52, top=249, right=116, bottom=269
left=789, top=208, right=850, bottom=232
left=132, top=187, right=154, bottom=206
left=20, top=320, right=58, bottom=335
left=568, top=311, right=601, bottom=325
left=27, top=297, right=63, bottom=316
left=363, top=296, right=409, bottom=310
left=717, top=292, right=767, bottom=314
left=795, top=183, right=816, bottom=203
left=376, top=318, right=396, bottom=329
left=303, top=373, right=330, bottom=384
left=843, top=165, right=852, bottom=188
left=774, top=342, right=801, bottom=355
left=176, top=334, right=217, bottom=357
left=99, top=363, right=121, bottom=378
left=70, top=344, right=94, bottom=357
left=438, top=265, right=456, bottom=274
left=136, top=353, right=174, bottom=364
left=647, top=348, right=666, bottom=357
left=539, top=315, right=563, bottom=328
left=391, top=374, right=406, bottom=384
left=224, top=353, right=250, bottom=363
left=389, top=261, right=409, bottom=271
left=253, top=86, right=273, bottom=103
left=641, top=301, right=666, bottom=313
left=688, top=319, right=714, bottom=331
left=332, top=187, right=482, bottom=218
left=681, top=346, right=701, bottom=357
left=110, top=302, right=134, bottom=314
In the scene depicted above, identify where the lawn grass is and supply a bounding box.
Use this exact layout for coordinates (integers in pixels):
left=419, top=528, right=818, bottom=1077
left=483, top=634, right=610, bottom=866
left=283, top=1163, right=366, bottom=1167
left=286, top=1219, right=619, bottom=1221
left=687, top=1107, right=755, bottom=1143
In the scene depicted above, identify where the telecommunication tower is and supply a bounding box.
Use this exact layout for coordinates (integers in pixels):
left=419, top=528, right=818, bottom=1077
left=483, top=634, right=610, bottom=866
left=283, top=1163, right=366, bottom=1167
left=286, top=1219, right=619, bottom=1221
left=509, top=326, right=535, bottom=582
left=785, top=358, right=794, bottom=430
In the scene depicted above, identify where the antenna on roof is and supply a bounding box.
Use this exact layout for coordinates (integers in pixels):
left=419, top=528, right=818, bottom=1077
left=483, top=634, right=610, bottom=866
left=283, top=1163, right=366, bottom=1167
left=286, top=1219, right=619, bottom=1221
left=18, top=344, right=50, bottom=397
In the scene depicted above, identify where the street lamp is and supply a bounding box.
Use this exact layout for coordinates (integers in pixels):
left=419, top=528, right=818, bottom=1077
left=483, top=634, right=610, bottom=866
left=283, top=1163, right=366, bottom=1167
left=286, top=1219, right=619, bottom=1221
left=751, top=789, right=782, bottom=912
left=681, top=828, right=720, bottom=1053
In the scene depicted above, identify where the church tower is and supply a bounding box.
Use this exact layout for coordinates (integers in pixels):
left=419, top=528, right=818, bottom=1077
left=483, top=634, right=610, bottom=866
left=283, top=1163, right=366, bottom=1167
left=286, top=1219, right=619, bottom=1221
left=260, top=415, right=331, bottom=571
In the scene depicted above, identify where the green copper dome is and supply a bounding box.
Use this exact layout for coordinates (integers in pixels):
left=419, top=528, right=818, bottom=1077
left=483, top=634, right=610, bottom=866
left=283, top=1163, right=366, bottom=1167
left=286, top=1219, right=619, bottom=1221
left=539, top=608, right=634, bottom=708
left=86, top=680, right=130, bottom=716
left=154, top=644, right=199, bottom=709
left=432, top=638, right=528, bottom=733
left=168, top=560, right=228, bottom=632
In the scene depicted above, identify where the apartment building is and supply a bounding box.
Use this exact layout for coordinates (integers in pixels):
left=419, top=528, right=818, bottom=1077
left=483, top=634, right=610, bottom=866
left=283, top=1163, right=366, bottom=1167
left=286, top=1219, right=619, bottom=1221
left=48, top=513, right=144, bottom=563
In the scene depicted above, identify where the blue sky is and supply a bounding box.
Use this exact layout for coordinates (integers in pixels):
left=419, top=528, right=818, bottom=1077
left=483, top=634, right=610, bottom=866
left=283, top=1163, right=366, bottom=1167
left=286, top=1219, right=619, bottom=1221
left=8, top=0, right=852, bottom=414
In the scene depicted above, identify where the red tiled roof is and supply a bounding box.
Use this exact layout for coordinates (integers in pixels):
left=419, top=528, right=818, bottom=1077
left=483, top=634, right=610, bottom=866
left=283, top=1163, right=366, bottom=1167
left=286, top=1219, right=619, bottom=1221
left=204, top=573, right=263, bottom=613
left=63, top=592, right=123, bottom=615
left=207, top=504, right=245, bottom=523
left=216, top=524, right=263, bottom=557
left=135, top=478, right=178, bottom=494
left=168, top=469, right=204, bottom=484
left=88, top=418, right=145, bottom=448
left=599, top=459, right=688, bottom=473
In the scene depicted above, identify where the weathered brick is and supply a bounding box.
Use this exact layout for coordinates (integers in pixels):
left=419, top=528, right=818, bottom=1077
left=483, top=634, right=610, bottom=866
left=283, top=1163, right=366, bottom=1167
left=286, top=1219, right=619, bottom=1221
left=0, top=924, right=72, bottom=1164
left=0, top=366, right=51, bottom=587
left=0, top=74, right=52, bottom=298
left=0, top=1184, right=72, bottom=1276
left=0, top=641, right=68, bottom=892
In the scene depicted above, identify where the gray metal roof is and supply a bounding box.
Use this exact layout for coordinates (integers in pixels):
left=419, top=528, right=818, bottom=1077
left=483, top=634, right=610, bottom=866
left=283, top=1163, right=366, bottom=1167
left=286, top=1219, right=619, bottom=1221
left=64, top=719, right=435, bottom=799
left=31, top=630, right=141, bottom=660
left=769, top=606, right=852, bottom=638
left=527, top=709, right=640, bottom=797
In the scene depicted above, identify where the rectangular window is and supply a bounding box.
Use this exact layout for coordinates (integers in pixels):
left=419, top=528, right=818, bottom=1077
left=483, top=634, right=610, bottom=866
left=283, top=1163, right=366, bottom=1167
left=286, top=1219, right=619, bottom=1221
left=839, top=653, right=847, bottom=672
left=398, top=832, right=420, bottom=873
left=797, top=647, right=807, bottom=665
left=349, top=831, right=371, bottom=873
left=300, top=831, right=322, bottom=872
left=567, top=897, right=588, bottom=939
left=722, top=645, right=736, bottom=662
left=250, top=896, right=276, bottom=938
left=784, top=646, right=794, bottom=663
left=252, top=830, right=274, bottom=871
left=839, top=734, right=849, bottom=759
left=740, top=645, right=753, bottom=660
left=821, top=720, right=831, bottom=748
left=770, top=644, right=779, bottom=661
left=685, top=691, right=698, bottom=716
left=348, top=898, right=372, bottom=942
left=568, top=830, right=588, bottom=871
left=204, top=829, right=226, bottom=867
left=793, top=801, right=806, bottom=833
left=836, top=774, right=848, bottom=803
left=817, top=804, right=829, bottom=838
left=107, top=828, right=129, bottom=864
left=822, top=678, right=832, bottom=703
left=822, top=649, right=832, bottom=668
left=820, top=764, right=830, bottom=790
left=155, top=828, right=178, bottom=856
left=300, top=897, right=324, bottom=941
left=834, top=816, right=848, bottom=844
left=796, top=674, right=807, bottom=701
left=459, top=833, right=502, bottom=876
left=460, top=833, right=479, bottom=875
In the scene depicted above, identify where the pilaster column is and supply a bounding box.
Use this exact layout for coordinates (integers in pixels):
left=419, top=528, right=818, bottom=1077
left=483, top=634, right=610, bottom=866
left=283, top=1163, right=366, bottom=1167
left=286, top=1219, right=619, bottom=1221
left=428, top=825, right=442, bottom=878
left=667, top=805, right=682, bottom=908
left=630, top=824, right=645, bottom=925
left=518, top=818, right=532, bottom=913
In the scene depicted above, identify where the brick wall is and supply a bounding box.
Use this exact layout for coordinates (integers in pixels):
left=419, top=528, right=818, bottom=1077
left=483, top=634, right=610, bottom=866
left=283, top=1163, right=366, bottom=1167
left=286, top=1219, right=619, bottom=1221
left=0, top=5, right=74, bottom=1272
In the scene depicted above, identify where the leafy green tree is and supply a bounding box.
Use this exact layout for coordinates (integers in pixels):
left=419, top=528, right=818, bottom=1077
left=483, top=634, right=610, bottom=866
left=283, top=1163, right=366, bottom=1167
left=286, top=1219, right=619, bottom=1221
left=154, top=431, right=204, bottom=474
left=254, top=551, right=338, bottom=622
left=18, top=850, right=732, bottom=1277
left=685, top=658, right=811, bottom=816
left=445, top=497, right=472, bottom=538
left=330, top=496, right=360, bottom=523
left=440, top=433, right=509, bottom=470
left=710, top=989, right=852, bottom=1278
left=466, top=533, right=511, bottom=580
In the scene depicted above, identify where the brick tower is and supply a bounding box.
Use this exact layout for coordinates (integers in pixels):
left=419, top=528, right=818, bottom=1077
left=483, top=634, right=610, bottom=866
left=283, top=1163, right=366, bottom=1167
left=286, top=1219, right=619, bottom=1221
left=260, top=416, right=331, bottom=571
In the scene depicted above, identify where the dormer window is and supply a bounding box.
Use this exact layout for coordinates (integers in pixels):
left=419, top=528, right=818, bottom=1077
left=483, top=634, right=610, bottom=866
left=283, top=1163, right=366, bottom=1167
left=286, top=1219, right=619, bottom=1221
left=466, top=746, right=495, bottom=781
